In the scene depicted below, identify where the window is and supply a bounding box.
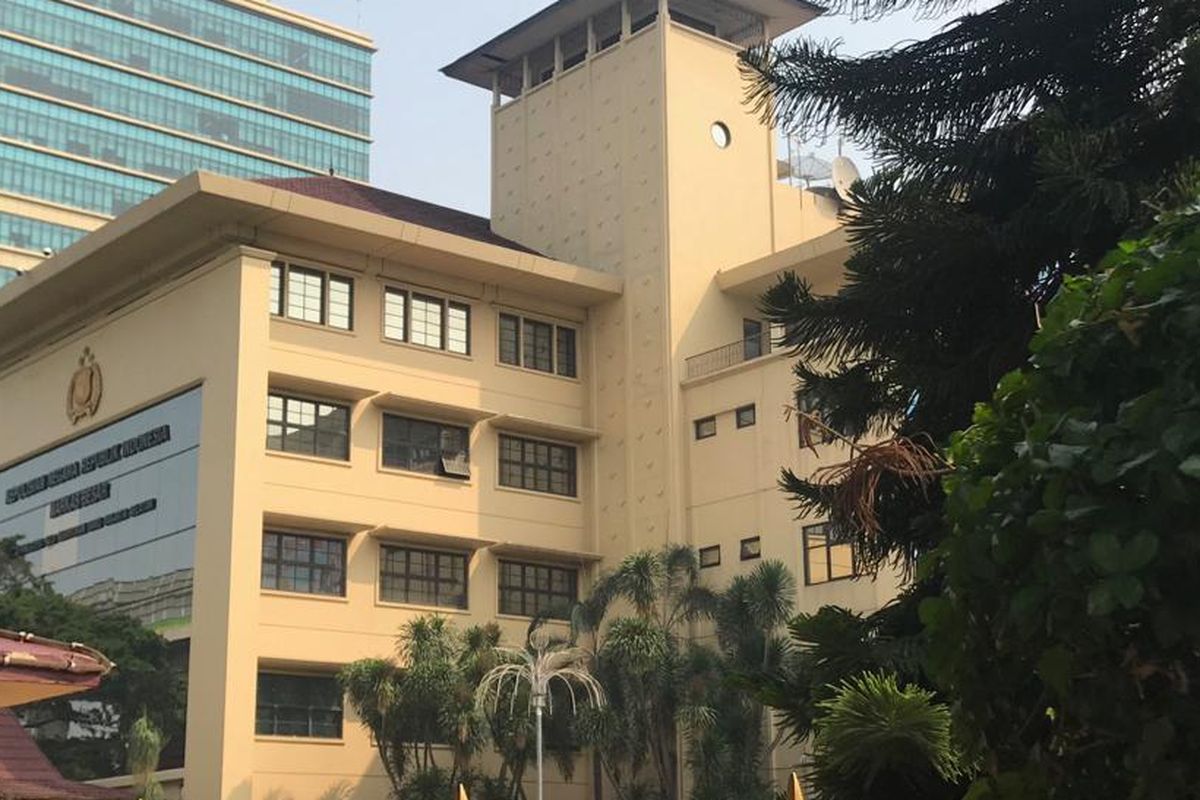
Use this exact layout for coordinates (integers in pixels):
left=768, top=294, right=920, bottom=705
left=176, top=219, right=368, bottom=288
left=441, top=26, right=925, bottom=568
left=266, top=393, right=350, bottom=460
left=256, top=672, right=342, bottom=739
left=803, top=523, right=858, bottom=585
left=269, top=262, right=353, bottom=330
left=382, top=287, right=470, bottom=355
left=499, top=561, right=578, bottom=619
left=694, top=416, right=716, bottom=440
left=740, top=536, right=761, bottom=561
left=381, top=415, right=470, bottom=479
left=379, top=545, right=468, bottom=609
left=261, top=531, right=346, bottom=597
left=498, top=313, right=577, bottom=378
left=498, top=434, right=577, bottom=497
left=710, top=121, right=731, bottom=149
left=736, top=404, right=757, bottom=428
left=743, top=319, right=764, bottom=360
left=699, top=545, right=721, bottom=568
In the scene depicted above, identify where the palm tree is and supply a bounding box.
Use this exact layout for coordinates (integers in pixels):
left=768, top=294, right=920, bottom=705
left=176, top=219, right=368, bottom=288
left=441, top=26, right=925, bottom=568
left=476, top=627, right=604, bottom=800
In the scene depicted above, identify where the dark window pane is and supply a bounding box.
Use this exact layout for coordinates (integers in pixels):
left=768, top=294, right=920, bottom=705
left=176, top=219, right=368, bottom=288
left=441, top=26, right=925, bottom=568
left=267, top=394, right=350, bottom=460
left=736, top=404, right=756, bottom=428
left=523, top=319, right=553, bottom=372
left=699, top=545, right=720, bottom=568
left=498, top=434, right=577, bottom=497
left=556, top=326, right=577, bottom=377
left=256, top=673, right=342, bottom=739
left=382, top=415, right=470, bottom=478
left=803, top=523, right=857, bottom=585
left=499, top=313, right=520, bottom=365
left=498, top=559, right=577, bottom=619
left=260, top=531, right=345, bottom=597
left=379, top=545, right=468, bottom=609
left=743, top=319, right=764, bottom=360
left=694, top=416, right=716, bottom=440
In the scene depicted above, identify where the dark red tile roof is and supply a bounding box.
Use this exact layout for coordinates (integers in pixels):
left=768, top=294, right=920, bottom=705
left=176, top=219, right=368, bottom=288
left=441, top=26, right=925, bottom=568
left=254, top=177, right=538, bottom=254
left=0, top=710, right=129, bottom=799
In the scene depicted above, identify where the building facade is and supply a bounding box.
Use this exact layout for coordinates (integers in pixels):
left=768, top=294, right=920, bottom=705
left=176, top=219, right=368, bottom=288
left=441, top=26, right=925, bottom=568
left=0, top=1, right=898, bottom=798
left=0, top=0, right=373, bottom=286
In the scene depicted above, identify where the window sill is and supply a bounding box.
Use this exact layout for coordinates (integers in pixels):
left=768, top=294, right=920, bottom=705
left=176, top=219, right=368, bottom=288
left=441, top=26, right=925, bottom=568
left=374, top=599, right=472, bottom=616
left=494, top=613, right=572, bottom=626
left=493, top=484, right=582, bottom=505
left=265, top=449, right=353, bottom=468
left=494, top=360, right=582, bottom=385
left=261, top=589, right=349, bottom=604
left=376, top=464, right=473, bottom=486
left=380, top=336, right=474, bottom=362
left=803, top=574, right=862, bottom=587
left=255, top=735, right=345, bottom=746
left=270, top=315, right=357, bottom=338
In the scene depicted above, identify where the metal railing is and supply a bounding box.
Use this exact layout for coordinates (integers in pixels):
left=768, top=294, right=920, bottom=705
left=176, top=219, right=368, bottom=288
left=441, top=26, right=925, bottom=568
left=685, top=332, right=773, bottom=380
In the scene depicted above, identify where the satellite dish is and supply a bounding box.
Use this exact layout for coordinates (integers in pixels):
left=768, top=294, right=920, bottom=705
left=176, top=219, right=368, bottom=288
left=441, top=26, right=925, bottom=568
left=831, top=155, right=861, bottom=202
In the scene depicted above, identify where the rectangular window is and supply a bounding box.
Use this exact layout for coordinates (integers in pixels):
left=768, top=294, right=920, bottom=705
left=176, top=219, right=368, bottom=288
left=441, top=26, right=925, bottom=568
left=382, top=286, right=470, bottom=355
left=379, top=545, right=468, bottom=609
left=499, top=312, right=578, bottom=377
left=699, top=545, right=721, bottom=568
left=381, top=414, right=470, bottom=479
left=266, top=393, right=350, bottom=460
left=255, top=672, right=342, bottom=739
left=743, top=319, right=764, bottom=360
left=736, top=404, right=757, bottom=428
left=740, top=536, right=761, bottom=561
left=803, top=523, right=858, bottom=585
left=498, top=434, right=577, bottom=497
left=270, top=261, right=353, bottom=331
left=694, top=416, right=716, bottom=440
left=498, top=561, right=578, bottom=619
left=261, top=531, right=346, bottom=597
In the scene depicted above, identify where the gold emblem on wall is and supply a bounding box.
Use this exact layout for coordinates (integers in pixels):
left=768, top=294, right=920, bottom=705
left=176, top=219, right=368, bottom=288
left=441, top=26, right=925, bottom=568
left=67, top=347, right=103, bottom=425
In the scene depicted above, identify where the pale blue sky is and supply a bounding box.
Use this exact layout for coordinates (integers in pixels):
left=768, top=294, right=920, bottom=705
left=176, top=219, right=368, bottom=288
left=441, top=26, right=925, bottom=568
left=285, top=0, right=969, bottom=215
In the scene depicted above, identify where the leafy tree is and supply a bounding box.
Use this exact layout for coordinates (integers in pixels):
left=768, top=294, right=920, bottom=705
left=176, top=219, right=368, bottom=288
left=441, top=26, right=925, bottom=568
left=0, top=539, right=185, bottom=781
left=128, top=713, right=166, bottom=800
left=742, top=0, right=1200, bottom=569
left=924, top=194, right=1200, bottom=797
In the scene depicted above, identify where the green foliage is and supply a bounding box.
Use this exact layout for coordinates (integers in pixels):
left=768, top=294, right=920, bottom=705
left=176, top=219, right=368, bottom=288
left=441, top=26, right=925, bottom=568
left=128, top=713, right=165, bottom=800
left=0, top=540, right=185, bottom=781
left=742, top=0, right=1200, bottom=571
left=926, top=197, right=1200, bottom=797
left=811, top=673, right=963, bottom=800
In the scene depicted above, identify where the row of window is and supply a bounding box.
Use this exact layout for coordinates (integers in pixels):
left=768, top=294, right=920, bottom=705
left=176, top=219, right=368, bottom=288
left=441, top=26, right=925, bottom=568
left=0, top=140, right=165, bottom=216
left=76, top=0, right=373, bottom=90
left=0, top=211, right=88, bottom=254
left=698, top=525, right=857, bottom=586
left=3, top=0, right=369, bottom=134
left=269, top=262, right=579, bottom=377
left=694, top=404, right=756, bottom=440
left=260, top=530, right=579, bottom=618
left=2, top=90, right=317, bottom=183
left=265, top=392, right=581, bottom=498
left=0, top=38, right=370, bottom=179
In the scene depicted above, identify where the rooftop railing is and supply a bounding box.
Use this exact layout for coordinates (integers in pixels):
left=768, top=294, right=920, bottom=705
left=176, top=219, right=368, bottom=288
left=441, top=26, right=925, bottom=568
left=684, top=331, right=774, bottom=380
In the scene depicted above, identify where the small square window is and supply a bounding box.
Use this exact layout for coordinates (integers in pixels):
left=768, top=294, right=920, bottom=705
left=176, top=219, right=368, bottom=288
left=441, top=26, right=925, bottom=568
left=740, top=536, right=761, bottom=561
left=699, top=545, right=720, bottom=568
left=694, top=416, right=716, bottom=440
left=736, top=404, right=756, bottom=428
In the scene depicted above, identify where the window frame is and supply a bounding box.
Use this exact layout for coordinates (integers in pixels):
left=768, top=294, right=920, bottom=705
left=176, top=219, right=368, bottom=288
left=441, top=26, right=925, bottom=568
left=497, top=559, right=579, bottom=620
left=739, top=536, right=761, bottom=561
left=381, top=285, right=471, bottom=356
left=378, top=543, right=470, bottom=610
left=802, top=522, right=859, bottom=586
left=735, top=404, right=757, bottom=429
left=699, top=545, right=721, bottom=569
left=497, top=433, right=579, bottom=498
left=743, top=318, right=764, bottom=360
left=694, top=416, right=717, bottom=440
left=269, top=260, right=354, bottom=331
left=497, top=311, right=578, bottom=379
left=380, top=413, right=471, bottom=480
left=265, top=391, right=351, bottom=461
left=255, top=671, right=343, bottom=740
left=260, top=530, right=347, bottom=598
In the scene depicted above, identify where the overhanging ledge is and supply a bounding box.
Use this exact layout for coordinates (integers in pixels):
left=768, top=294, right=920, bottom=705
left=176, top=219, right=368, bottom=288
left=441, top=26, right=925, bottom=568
left=716, top=227, right=850, bottom=299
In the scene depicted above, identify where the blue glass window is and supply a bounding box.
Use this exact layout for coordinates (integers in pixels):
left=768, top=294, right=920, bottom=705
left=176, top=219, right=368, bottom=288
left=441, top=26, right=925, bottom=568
left=1, top=91, right=318, bottom=181
left=1, top=0, right=369, bottom=134
left=73, top=0, right=372, bottom=90
left=0, top=141, right=166, bottom=215
left=0, top=39, right=369, bottom=179
left=0, top=212, right=89, bottom=254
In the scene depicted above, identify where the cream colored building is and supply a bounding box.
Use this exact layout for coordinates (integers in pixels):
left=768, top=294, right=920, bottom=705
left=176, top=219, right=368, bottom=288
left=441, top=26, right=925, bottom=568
left=0, top=1, right=899, bottom=797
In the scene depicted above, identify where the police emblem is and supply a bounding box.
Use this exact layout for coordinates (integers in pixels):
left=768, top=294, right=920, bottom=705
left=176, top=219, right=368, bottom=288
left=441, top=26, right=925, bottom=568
left=67, top=347, right=103, bottom=425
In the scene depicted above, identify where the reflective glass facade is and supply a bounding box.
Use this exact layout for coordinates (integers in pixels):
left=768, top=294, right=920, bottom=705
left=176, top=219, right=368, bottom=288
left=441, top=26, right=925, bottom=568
left=0, top=0, right=371, bottom=261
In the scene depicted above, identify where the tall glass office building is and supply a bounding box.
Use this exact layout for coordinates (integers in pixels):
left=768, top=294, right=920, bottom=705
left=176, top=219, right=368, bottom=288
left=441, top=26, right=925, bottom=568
left=0, top=0, right=373, bottom=287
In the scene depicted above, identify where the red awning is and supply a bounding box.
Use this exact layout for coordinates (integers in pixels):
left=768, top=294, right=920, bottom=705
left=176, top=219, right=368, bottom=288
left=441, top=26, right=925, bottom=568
left=0, top=630, right=113, bottom=708
left=0, top=709, right=129, bottom=799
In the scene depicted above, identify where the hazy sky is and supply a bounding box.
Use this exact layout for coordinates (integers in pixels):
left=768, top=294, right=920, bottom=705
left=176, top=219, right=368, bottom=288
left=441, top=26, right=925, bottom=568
left=283, top=0, right=968, bottom=215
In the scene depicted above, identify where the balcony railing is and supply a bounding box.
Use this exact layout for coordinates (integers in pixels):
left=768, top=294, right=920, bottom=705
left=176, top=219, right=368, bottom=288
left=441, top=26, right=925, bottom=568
left=685, top=332, right=774, bottom=380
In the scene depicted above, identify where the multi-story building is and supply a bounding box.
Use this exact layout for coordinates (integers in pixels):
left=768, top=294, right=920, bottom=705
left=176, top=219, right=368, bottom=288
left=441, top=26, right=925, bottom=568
left=0, top=0, right=373, bottom=287
left=0, top=0, right=899, bottom=797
